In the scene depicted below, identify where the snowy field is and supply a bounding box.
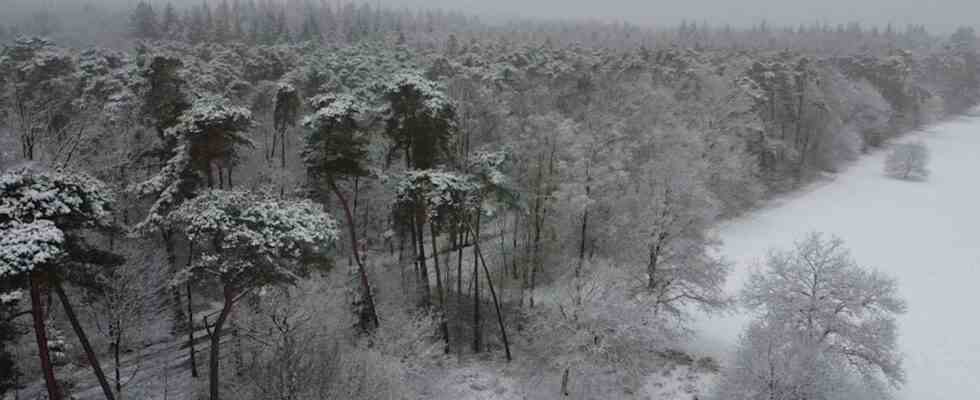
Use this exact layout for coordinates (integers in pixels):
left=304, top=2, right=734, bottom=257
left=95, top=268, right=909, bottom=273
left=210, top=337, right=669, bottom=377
left=693, top=112, right=980, bottom=400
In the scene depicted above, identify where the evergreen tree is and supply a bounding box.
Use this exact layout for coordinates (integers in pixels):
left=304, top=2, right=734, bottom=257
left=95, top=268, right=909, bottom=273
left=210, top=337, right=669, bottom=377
left=213, top=0, right=232, bottom=43
left=129, top=1, right=159, bottom=39
left=300, top=7, right=321, bottom=43
left=1, top=169, right=123, bottom=400
left=202, top=2, right=214, bottom=42
left=0, top=287, right=20, bottom=396
left=161, top=3, right=180, bottom=39
left=167, top=190, right=338, bottom=400
left=302, top=93, right=379, bottom=333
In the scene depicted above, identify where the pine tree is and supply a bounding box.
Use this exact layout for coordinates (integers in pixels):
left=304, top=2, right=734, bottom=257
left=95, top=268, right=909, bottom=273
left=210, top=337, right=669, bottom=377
left=161, top=3, right=180, bottom=39
left=129, top=1, right=159, bottom=39
left=212, top=0, right=232, bottom=43
left=167, top=190, right=338, bottom=400
left=300, top=8, right=321, bottom=43
left=303, top=93, right=380, bottom=334
left=1, top=170, right=123, bottom=400
left=0, top=286, right=20, bottom=396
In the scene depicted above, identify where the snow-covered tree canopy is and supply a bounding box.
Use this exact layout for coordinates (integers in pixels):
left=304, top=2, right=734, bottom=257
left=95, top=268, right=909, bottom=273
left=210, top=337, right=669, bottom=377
left=76, top=48, right=138, bottom=123
left=380, top=70, right=457, bottom=170
left=298, top=44, right=417, bottom=97
left=741, top=232, right=907, bottom=386
left=0, top=169, right=113, bottom=229
left=392, top=169, right=479, bottom=223
left=0, top=169, right=115, bottom=278
left=0, top=220, right=65, bottom=278
left=302, top=93, right=371, bottom=180
left=273, top=82, right=301, bottom=132
left=0, top=36, right=75, bottom=88
left=167, top=190, right=339, bottom=289
left=168, top=94, right=253, bottom=141
left=464, top=150, right=521, bottom=216
left=132, top=94, right=254, bottom=231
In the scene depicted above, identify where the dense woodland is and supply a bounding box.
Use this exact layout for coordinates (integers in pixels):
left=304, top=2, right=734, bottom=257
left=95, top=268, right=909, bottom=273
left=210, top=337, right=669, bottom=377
left=1, top=1, right=978, bottom=399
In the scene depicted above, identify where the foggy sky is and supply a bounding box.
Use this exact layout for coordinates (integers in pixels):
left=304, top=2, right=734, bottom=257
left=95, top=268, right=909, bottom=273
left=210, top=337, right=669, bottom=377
left=381, top=0, right=979, bottom=32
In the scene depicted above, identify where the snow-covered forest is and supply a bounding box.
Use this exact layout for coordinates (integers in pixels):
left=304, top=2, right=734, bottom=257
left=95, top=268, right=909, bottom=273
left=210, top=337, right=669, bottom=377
left=1, top=1, right=978, bottom=399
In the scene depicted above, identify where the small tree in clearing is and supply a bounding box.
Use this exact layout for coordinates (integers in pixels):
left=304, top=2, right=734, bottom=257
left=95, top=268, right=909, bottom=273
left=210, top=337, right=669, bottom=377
left=167, top=190, right=338, bottom=400
left=884, top=141, right=930, bottom=180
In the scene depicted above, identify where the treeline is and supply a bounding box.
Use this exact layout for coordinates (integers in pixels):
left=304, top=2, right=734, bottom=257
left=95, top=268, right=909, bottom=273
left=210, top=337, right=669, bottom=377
left=1, top=2, right=978, bottom=399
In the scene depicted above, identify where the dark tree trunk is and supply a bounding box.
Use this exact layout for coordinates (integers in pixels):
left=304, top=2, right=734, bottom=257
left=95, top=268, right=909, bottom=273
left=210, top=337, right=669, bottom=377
left=217, top=165, right=225, bottom=189
left=209, top=288, right=235, bottom=400
left=30, top=272, right=62, bottom=400
left=413, top=204, right=431, bottom=308
left=187, top=282, right=198, bottom=378
left=456, top=227, right=466, bottom=349
left=430, top=224, right=449, bottom=351
left=530, top=155, right=545, bottom=308
left=114, top=325, right=122, bottom=395
left=511, top=213, right=519, bottom=279
left=429, top=225, right=443, bottom=304
left=457, top=229, right=466, bottom=300
left=472, top=212, right=482, bottom=353
left=326, top=178, right=379, bottom=333
left=472, top=234, right=513, bottom=361
left=162, top=230, right=185, bottom=332
left=54, top=284, right=116, bottom=400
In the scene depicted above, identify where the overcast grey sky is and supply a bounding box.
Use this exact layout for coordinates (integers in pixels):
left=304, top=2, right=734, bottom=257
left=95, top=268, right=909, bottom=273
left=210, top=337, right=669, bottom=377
left=381, top=0, right=979, bottom=32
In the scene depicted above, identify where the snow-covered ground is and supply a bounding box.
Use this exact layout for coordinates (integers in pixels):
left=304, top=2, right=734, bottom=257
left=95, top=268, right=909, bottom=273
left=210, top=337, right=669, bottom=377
left=693, top=112, right=980, bottom=399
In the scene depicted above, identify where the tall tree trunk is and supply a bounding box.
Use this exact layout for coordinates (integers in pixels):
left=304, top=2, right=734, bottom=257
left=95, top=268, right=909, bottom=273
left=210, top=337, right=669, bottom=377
left=162, top=230, right=184, bottom=333
left=576, top=169, right=591, bottom=305
left=187, top=282, right=198, bottom=378
left=511, top=213, right=519, bottom=279
left=456, top=227, right=466, bottom=351
left=408, top=206, right=421, bottom=294
left=217, top=165, right=225, bottom=189
left=327, top=178, right=379, bottom=333
left=457, top=229, right=466, bottom=300
left=30, top=272, right=62, bottom=400
left=280, top=127, right=287, bottom=170
left=208, top=288, right=235, bottom=400
left=529, top=154, right=546, bottom=308
left=472, top=212, right=482, bottom=353
left=414, top=203, right=431, bottom=308
left=114, top=325, right=122, bottom=396
left=472, top=233, right=513, bottom=361
left=430, top=224, right=449, bottom=351
left=578, top=167, right=591, bottom=276
left=54, top=284, right=116, bottom=400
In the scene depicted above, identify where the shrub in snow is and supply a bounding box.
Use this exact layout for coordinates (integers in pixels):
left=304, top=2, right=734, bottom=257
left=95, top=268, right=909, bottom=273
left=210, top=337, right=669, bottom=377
left=884, top=141, right=930, bottom=180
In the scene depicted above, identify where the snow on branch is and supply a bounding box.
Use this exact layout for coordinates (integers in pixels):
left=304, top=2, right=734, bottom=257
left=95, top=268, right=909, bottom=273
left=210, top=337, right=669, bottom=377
left=0, top=220, right=65, bottom=278
left=0, top=169, right=113, bottom=229
left=168, top=190, right=339, bottom=286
